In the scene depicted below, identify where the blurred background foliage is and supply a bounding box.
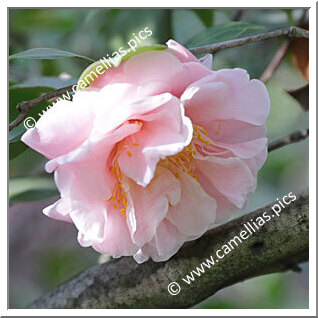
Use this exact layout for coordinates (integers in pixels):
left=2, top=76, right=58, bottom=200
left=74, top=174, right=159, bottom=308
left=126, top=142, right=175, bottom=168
left=9, top=8, right=309, bottom=309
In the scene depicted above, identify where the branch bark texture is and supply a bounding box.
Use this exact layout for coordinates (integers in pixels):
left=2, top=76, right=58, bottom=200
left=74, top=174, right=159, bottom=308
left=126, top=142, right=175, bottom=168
left=29, top=191, right=309, bottom=309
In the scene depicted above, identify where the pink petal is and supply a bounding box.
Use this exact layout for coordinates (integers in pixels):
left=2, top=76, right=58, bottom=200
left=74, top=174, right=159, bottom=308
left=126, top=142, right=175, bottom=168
left=199, top=54, right=213, bottom=70
left=182, top=69, right=270, bottom=126
left=52, top=160, right=114, bottom=202
left=133, top=219, right=191, bottom=263
left=43, top=198, right=73, bottom=223
left=45, top=119, right=142, bottom=173
left=197, top=172, right=237, bottom=223
left=195, top=156, right=256, bottom=209
left=151, top=219, right=193, bottom=261
left=46, top=122, right=142, bottom=204
left=117, top=95, right=193, bottom=187
left=166, top=39, right=198, bottom=62
left=92, top=204, right=139, bottom=257
left=205, top=119, right=267, bottom=144
left=216, top=138, right=268, bottom=159
left=243, top=147, right=268, bottom=178
left=92, top=50, right=211, bottom=97
left=91, top=86, right=173, bottom=139
left=166, top=171, right=217, bottom=236
left=69, top=200, right=107, bottom=245
left=21, top=91, right=96, bottom=159
left=125, top=166, right=181, bottom=246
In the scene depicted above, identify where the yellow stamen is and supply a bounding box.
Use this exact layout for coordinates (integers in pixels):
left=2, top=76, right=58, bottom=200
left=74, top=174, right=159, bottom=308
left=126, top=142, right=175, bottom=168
left=131, top=135, right=139, bottom=146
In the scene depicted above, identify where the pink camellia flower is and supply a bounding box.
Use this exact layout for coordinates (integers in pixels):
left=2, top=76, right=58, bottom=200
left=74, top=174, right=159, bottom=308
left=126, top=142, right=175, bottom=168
left=22, top=40, right=270, bottom=263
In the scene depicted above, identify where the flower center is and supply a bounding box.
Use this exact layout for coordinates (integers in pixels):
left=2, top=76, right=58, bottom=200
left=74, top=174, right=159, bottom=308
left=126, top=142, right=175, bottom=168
left=107, top=124, right=216, bottom=215
left=160, top=125, right=211, bottom=180
left=107, top=156, right=128, bottom=216
left=160, top=142, right=197, bottom=180
left=107, top=120, right=143, bottom=216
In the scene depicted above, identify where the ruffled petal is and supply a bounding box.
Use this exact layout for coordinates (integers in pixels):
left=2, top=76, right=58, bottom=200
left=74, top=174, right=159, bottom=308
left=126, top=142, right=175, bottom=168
left=90, top=50, right=211, bottom=97
left=117, top=95, right=193, bottom=187
left=182, top=69, right=270, bottom=126
left=195, top=156, right=256, bottom=209
left=133, top=219, right=191, bottom=263
left=43, top=198, right=73, bottom=223
left=125, top=166, right=181, bottom=246
left=92, top=204, right=139, bottom=257
left=199, top=54, right=213, bottom=70
left=69, top=200, right=107, bottom=245
left=166, top=39, right=198, bottom=62
left=216, top=138, right=268, bottom=159
left=166, top=171, right=217, bottom=236
left=21, top=91, right=97, bottom=159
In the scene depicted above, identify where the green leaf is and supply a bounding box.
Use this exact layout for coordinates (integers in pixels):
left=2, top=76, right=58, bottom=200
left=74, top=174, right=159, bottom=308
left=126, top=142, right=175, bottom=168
left=172, top=9, right=206, bottom=44
left=9, top=76, right=76, bottom=121
left=9, top=48, right=94, bottom=64
left=9, top=177, right=59, bottom=203
left=77, top=44, right=167, bottom=90
left=9, top=81, right=18, bottom=87
left=12, top=76, right=77, bottom=91
left=9, top=140, right=28, bottom=160
left=9, top=125, right=28, bottom=160
left=186, top=22, right=265, bottom=48
left=9, top=124, right=26, bottom=143
left=191, top=9, right=214, bottom=27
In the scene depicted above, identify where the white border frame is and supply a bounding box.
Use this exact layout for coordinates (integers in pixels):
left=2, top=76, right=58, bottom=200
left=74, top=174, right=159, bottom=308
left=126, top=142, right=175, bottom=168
left=3, top=1, right=316, bottom=316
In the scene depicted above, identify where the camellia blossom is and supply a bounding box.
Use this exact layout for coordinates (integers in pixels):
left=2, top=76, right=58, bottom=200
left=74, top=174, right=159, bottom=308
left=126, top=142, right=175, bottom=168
left=22, top=40, right=270, bottom=263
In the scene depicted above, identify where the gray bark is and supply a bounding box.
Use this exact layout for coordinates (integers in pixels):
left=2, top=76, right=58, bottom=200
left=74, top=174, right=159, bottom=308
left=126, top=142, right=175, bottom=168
left=29, top=191, right=309, bottom=309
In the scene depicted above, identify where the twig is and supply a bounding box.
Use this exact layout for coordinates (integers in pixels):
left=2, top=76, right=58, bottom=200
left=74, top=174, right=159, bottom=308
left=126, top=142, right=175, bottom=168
left=189, top=26, right=309, bottom=56
left=268, top=129, right=309, bottom=152
left=29, top=192, right=308, bottom=309
left=9, top=85, right=74, bottom=131
left=260, top=9, right=309, bottom=84
left=260, top=40, right=290, bottom=83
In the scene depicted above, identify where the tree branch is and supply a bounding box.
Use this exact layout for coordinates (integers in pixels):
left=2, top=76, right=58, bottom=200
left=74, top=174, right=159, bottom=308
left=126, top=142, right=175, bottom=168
left=189, top=26, right=309, bottom=56
left=260, top=10, right=309, bottom=84
left=260, top=40, right=290, bottom=83
left=9, top=85, right=74, bottom=131
left=29, top=191, right=309, bottom=309
left=268, top=129, right=309, bottom=152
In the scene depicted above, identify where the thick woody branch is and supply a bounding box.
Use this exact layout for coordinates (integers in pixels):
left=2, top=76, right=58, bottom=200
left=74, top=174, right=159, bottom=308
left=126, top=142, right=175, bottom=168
left=189, top=26, right=309, bottom=55
left=29, top=191, right=309, bottom=309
